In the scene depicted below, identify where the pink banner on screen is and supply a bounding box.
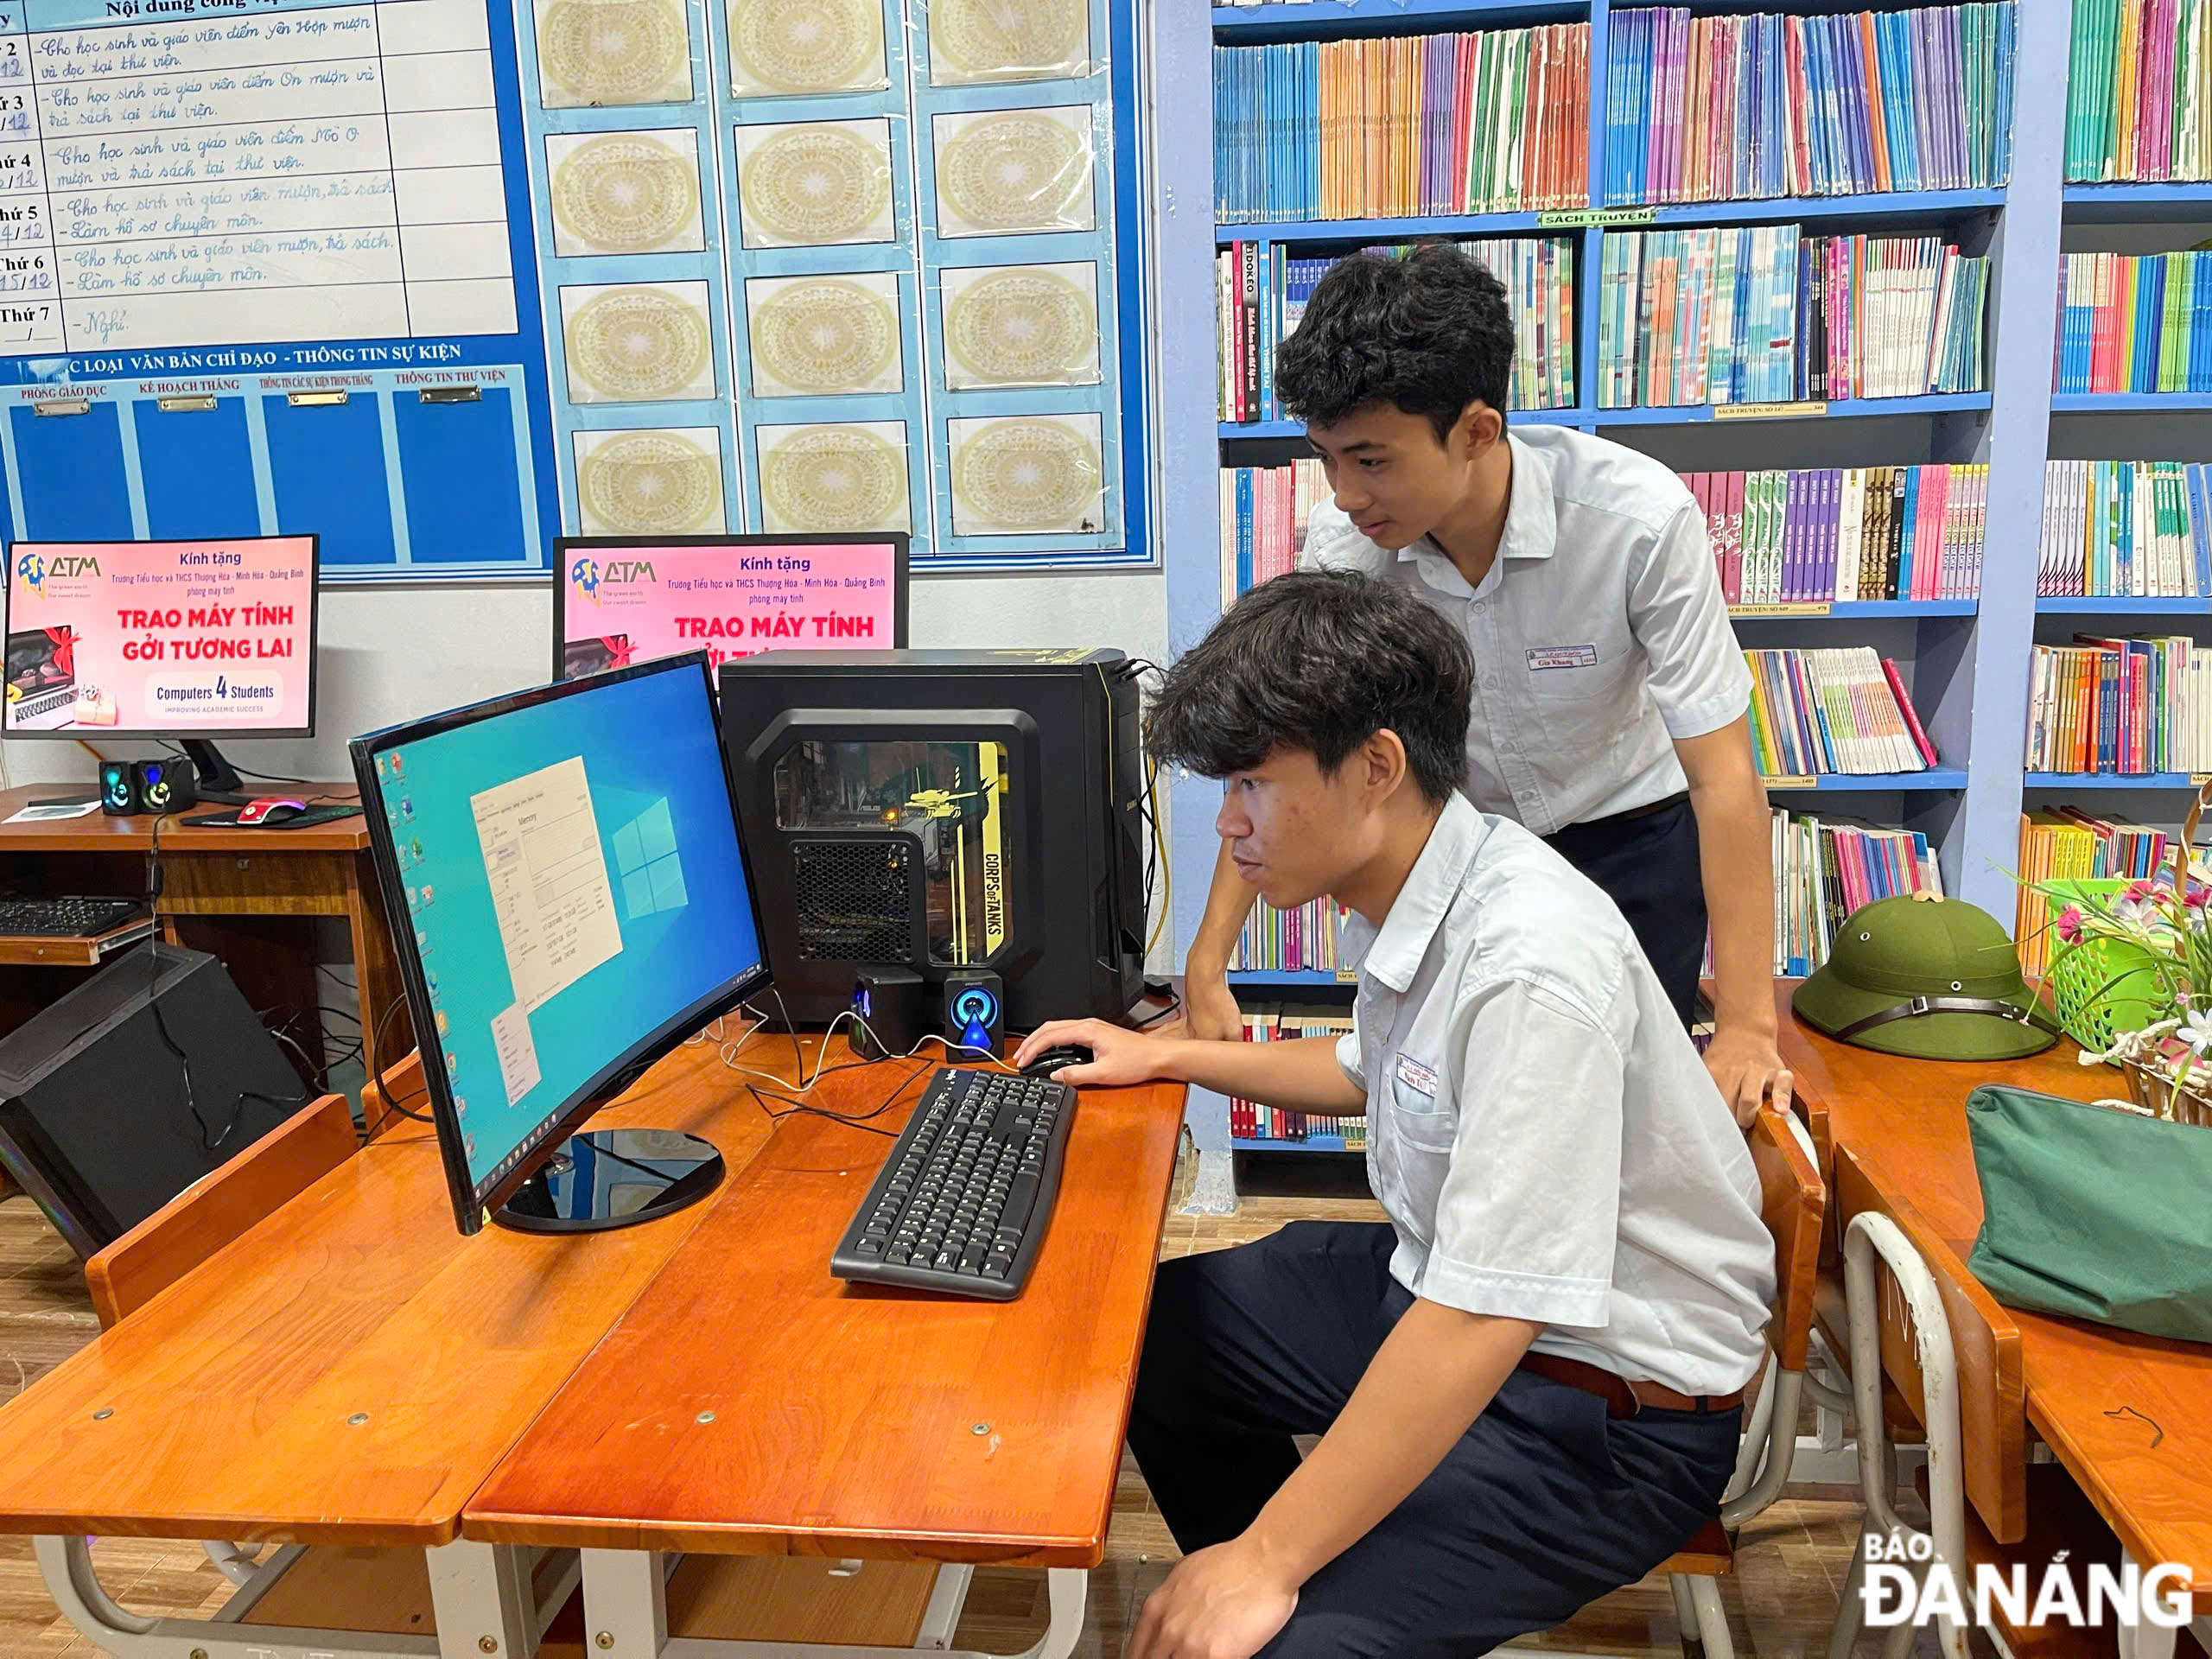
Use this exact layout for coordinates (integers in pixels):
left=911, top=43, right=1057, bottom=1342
left=5, top=537, right=315, bottom=734
left=561, top=542, right=899, bottom=678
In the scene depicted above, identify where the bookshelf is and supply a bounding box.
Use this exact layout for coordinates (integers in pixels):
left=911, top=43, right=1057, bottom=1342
left=1153, top=0, right=2092, bottom=1159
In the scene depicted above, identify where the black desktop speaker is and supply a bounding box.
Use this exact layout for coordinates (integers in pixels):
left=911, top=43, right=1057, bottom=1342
left=99, top=760, right=137, bottom=816
left=851, top=966, right=925, bottom=1061
left=0, top=943, right=311, bottom=1256
left=942, top=969, right=1004, bottom=1059
left=134, top=758, right=198, bottom=815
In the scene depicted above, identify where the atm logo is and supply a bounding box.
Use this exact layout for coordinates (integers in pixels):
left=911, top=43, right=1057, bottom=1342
left=570, top=558, right=657, bottom=604
left=14, top=552, right=41, bottom=596
left=20, top=555, right=100, bottom=594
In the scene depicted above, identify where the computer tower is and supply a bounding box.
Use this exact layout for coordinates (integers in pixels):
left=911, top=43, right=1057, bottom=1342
left=720, top=649, right=1146, bottom=1030
left=0, top=944, right=312, bottom=1255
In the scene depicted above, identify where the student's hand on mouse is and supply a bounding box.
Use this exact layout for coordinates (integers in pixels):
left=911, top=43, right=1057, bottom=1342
left=1704, top=1025, right=1793, bottom=1128
left=1011, top=1019, right=1164, bottom=1087
left=1125, top=1540, right=1297, bottom=1659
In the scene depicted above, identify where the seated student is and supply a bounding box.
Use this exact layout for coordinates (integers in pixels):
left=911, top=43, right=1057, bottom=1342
left=1014, top=571, right=1777, bottom=1659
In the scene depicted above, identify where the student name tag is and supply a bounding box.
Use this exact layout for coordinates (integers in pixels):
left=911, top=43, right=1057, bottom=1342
left=1526, top=645, right=1599, bottom=671
left=1393, top=1053, right=1439, bottom=1098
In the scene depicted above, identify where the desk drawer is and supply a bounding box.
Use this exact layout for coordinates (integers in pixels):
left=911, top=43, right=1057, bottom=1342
left=161, top=853, right=356, bottom=918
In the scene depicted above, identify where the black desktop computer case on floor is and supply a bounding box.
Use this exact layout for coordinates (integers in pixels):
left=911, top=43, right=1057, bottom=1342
left=720, top=649, right=1147, bottom=1031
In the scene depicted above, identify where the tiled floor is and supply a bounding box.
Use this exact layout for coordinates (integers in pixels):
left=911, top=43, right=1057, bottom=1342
left=0, top=1147, right=1889, bottom=1657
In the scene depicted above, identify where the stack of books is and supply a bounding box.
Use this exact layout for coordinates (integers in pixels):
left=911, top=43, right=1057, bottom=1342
left=1694, top=465, right=1988, bottom=604
left=2014, top=807, right=2173, bottom=978
left=2038, top=460, right=2212, bottom=597
left=1212, top=26, right=1591, bottom=225
left=1597, top=229, right=1989, bottom=408
left=2064, top=0, right=2212, bottom=183
left=2026, top=636, right=2212, bottom=774
left=1217, top=238, right=1575, bottom=421
left=1770, top=809, right=1946, bottom=976
left=2054, top=251, right=2212, bottom=394
left=1603, top=3, right=2016, bottom=206
left=1746, top=646, right=1938, bottom=777
left=1229, top=895, right=1347, bottom=976
left=1219, top=459, right=1326, bottom=604
left=1230, top=1004, right=1364, bottom=1148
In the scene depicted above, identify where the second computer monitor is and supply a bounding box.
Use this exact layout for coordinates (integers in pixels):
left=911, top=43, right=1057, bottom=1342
left=553, top=534, right=907, bottom=683
left=3, top=535, right=317, bottom=738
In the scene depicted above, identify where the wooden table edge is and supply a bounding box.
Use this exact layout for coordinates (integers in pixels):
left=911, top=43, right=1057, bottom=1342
left=0, top=1510, right=463, bottom=1548
left=461, top=1510, right=1107, bottom=1569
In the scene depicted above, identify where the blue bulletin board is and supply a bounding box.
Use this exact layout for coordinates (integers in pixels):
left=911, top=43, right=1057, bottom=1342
left=0, top=0, right=1153, bottom=578
left=517, top=0, right=1150, bottom=569
left=0, top=0, right=560, bottom=577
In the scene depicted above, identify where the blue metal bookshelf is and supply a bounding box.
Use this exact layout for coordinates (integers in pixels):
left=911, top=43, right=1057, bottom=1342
left=2062, top=182, right=2212, bottom=223
left=1211, top=0, right=1583, bottom=36
left=1233, top=1136, right=1360, bottom=1154
left=2035, top=598, right=2211, bottom=615
left=1220, top=394, right=1993, bottom=440
left=2050, top=394, right=2212, bottom=413
left=2023, top=773, right=2210, bottom=791
left=1762, top=770, right=1971, bottom=792
left=1228, top=969, right=1351, bottom=986
left=1731, top=601, right=1978, bottom=619
left=1154, top=0, right=2073, bottom=1177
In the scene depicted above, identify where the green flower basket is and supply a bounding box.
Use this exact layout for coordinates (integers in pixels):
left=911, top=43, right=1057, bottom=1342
left=2044, top=879, right=2177, bottom=1054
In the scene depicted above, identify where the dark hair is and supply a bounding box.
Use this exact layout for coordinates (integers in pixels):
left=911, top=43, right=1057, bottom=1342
left=1273, top=245, right=1515, bottom=443
left=1146, top=571, right=1471, bottom=806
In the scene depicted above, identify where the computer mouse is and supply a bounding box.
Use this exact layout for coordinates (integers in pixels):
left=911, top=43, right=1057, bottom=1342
left=239, top=798, right=308, bottom=826
left=1022, top=1044, right=1092, bottom=1080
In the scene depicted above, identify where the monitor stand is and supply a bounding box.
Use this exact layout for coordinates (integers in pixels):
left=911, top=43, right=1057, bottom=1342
left=183, top=739, right=256, bottom=808
left=493, top=1128, right=724, bottom=1234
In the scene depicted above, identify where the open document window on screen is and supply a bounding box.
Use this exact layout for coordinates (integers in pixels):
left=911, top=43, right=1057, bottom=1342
left=351, top=652, right=771, bottom=1236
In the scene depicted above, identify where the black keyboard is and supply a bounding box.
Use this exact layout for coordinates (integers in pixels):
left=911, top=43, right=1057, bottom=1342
left=830, top=1065, right=1077, bottom=1300
left=0, top=896, right=149, bottom=938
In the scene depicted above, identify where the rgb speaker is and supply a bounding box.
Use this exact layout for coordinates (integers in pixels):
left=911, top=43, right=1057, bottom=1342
left=134, top=759, right=198, bottom=815
left=99, top=761, right=137, bottom=817
left=942, top=969, right=1004, bottom=1059
left=850, top=966, right=924, bottom=1061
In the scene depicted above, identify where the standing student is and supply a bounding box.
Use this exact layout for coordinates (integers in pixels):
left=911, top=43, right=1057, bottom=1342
left=1185, top=245, right=1789, bottom=1121
left=1016, top=571, right=1777, bottom=1659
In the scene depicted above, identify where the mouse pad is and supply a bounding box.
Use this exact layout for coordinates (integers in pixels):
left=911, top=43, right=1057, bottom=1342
left=182, top=804, right=365, bottom=830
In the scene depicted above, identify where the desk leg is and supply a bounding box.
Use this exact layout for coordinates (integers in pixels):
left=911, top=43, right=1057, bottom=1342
left=426, top=1539, right=538, bottom=1659
left=582, top=1548, right=671, bottom=1656
left=576, top=1554, right=1086, bottom=1659
left=2114, top=1553, right=2180, bottom=1659
left=32, top=1533, right=437, bottom=1658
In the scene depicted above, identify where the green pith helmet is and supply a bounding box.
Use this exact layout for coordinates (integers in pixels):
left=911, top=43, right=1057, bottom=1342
left=1793, top=894, right=2059, bottom=1061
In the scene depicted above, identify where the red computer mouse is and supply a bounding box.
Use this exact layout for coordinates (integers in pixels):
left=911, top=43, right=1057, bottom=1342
left=238, top=798, right=308, bottom=826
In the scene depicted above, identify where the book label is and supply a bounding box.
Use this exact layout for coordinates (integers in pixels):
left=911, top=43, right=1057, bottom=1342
left=1763, top=775, right=1818, bottom=790
left=1713, top=401, right=1831, bottom=422
left=1732, top=603, right=1833, bottom=617
left=1535, top=207, right=1659, bottom=229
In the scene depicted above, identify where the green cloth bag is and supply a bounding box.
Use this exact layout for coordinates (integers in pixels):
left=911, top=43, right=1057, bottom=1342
left=1965, top=1084, right=2212, bottom=1345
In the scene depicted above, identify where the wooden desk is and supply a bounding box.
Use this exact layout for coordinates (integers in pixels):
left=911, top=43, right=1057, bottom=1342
left=1777, top=984, right=2212, bottom=1614
left=0, top=783, right=413, bottom=1120
left=466, top=1059, right=1185, bottom=1656
left=0, top=1036, right=773, bottom=1552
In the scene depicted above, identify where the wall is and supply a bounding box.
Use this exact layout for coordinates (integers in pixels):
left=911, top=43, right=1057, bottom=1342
left=0, top=569, right=1168, bottom=788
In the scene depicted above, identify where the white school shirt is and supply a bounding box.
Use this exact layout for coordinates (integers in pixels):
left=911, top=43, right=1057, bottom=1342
left=1334, top=793, right=1776, bottom=1395
left=1301, top=425, right=1752, bottom=836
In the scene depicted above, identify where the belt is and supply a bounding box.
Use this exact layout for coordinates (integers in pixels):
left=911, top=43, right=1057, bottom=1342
left=1518, top=1351, right=1745, bottom=1420
left=1554, top=791, right=1692, bottom=836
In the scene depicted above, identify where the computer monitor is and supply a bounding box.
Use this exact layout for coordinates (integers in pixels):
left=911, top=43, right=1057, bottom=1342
left=3, top=534, right=320, bottom=801
left=552, top=533, right=908, bottom=683
left=351, top=652, right=771, bottom=1236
